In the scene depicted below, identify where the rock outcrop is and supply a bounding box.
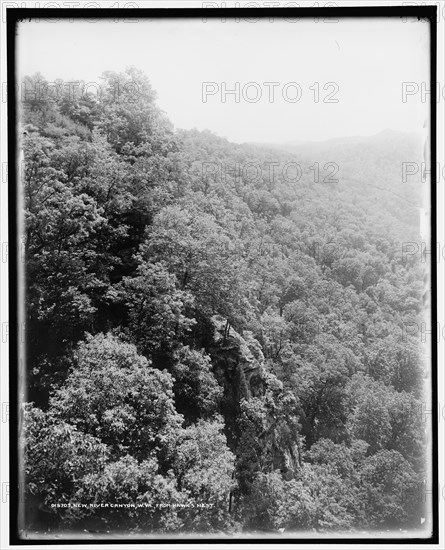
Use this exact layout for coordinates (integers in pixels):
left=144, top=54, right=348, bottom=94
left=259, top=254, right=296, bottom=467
left=209, top=315, right=300, bottom=478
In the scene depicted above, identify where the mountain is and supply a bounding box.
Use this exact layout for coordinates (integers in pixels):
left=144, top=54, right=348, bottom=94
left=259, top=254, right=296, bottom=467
left=249, top=128, right=421, bottom=152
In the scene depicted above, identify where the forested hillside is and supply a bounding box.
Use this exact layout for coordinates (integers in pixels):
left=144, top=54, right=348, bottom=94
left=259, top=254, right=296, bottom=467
left=21, top=68, right=427, bottom=535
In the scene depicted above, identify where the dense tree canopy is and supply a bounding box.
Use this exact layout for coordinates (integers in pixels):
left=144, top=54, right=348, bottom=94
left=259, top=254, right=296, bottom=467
left=21, top=69, right=427, bottom=535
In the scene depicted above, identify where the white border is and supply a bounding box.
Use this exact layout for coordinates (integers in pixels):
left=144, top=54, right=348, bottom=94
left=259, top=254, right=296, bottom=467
left=0, top=1, right=443, bottom=549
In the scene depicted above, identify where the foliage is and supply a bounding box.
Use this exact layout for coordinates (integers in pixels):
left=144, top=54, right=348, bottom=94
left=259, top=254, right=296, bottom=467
left=21, top=68, right=427, bottom=534
left=171, top=345, right=223, bottom=419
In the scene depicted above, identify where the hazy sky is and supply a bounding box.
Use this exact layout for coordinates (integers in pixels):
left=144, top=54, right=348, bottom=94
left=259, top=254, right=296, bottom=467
left=17, top=17, right=430, bottom=143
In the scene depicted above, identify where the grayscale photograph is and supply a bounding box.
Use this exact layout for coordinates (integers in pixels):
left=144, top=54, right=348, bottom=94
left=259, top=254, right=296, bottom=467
left=5, top=3, right=438, bottom=544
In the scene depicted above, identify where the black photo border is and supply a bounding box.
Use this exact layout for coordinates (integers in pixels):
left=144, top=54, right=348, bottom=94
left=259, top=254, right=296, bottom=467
left=6, top=4, right=439, bottom=546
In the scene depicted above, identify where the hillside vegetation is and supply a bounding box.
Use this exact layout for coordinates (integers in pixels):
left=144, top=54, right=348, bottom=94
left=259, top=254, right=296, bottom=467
left=21, top=68, right=427, bottom=535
